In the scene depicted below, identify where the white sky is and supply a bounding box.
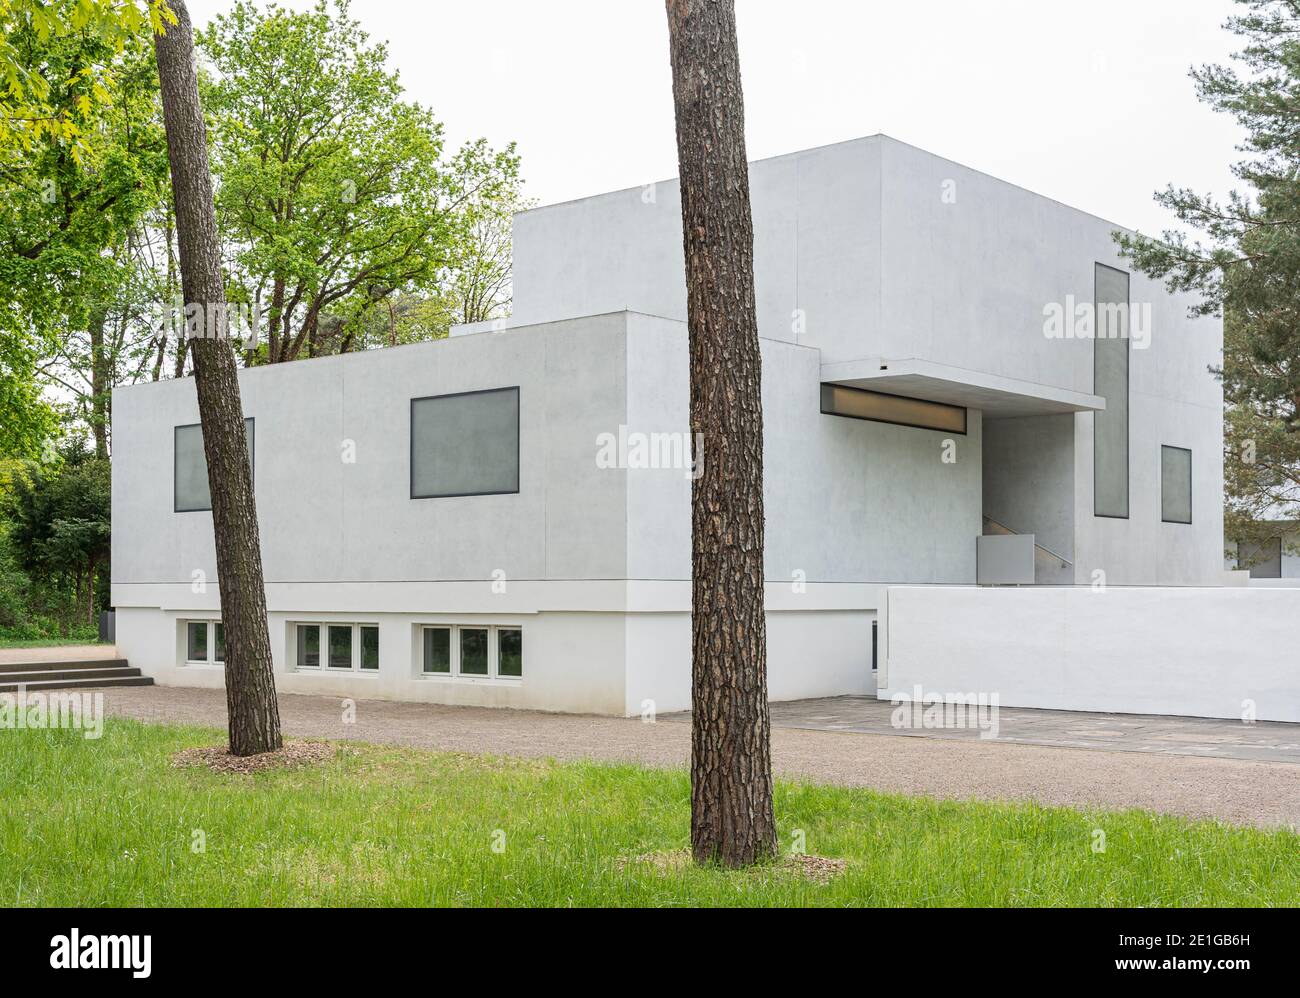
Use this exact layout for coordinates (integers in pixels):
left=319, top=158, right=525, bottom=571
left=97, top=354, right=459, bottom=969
left=189, top=0, right=1247, bottom=237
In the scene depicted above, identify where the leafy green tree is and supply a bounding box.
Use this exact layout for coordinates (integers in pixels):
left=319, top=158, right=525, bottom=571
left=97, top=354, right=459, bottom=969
left=2, top=440, right=110, bottom=629
left=1, top=21, right=170, bottom=458
left=0, top=0, right=174, bottom=160
left=198, top=0, right=521, bottom=365
left=1115, top=0, right=1300, bottom=555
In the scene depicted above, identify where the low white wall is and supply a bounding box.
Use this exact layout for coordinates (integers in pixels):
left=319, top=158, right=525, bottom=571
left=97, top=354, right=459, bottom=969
left=623, top=608, right=876, bottom=716
left=880, top=585, right=1300, bottom=722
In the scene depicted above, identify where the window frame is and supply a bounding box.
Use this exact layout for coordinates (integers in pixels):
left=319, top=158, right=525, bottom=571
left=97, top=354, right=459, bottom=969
left=183, top=619, right=223, bottom=667
left=1160, top=444, right=1193, bottom=525
left=409, top=386, right=521, bottom=500
left=819, top=383, right=967, bottom=435
left=418, top=623, right=523, bottom=682
left=292, top=622, right=380, bottom=674
left=174, top=417, right=256, bottom=514
left=1093, top=263, right=1131, bottom=520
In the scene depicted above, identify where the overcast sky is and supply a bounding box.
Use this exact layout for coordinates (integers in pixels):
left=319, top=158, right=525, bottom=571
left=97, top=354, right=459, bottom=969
left=187, top=0, right=1247, bottom=236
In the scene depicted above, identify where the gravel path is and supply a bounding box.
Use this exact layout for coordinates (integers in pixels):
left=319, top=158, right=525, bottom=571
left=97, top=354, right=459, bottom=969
left=99, top=685, right=1300, bottom=831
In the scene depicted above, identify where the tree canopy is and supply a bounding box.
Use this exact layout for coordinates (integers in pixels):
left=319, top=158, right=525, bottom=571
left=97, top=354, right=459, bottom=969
left=1116, top=0, right=1300, bottom=552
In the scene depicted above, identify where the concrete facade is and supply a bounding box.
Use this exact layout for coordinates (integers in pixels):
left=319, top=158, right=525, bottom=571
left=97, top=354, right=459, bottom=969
left=112, top=135, right=1226, bottom=716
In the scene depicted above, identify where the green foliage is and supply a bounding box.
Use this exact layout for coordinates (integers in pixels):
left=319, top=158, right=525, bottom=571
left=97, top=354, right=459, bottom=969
left=2, top=718, right=1298, bottom=906
left=0, top=0, right=174, bottom=161
left=1115, top=0, right=1300, bottom=547
left=0, top=438, right=110, bottom=630
left=198, top=0, right=522, bottom=363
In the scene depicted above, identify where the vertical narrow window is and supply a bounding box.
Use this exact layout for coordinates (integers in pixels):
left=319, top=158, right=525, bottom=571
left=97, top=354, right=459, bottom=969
left=1160, top=446, right=1192, bottom=524
left=459, top=627, right=489, bottom=676
left=1093, top=264, right=1130, bottom=517
left=213, top=622, right=225, bottom=663
left=871, top=620, right=878, bottom=672
left=422, top=627, right=451, bottom=674
left=328, top=625, right=353, bottom=669
left=360, top=626, right=380, bottom=671
left=187, top=621, right=208, bottom=662
left=297, top=624, right=320, bottom=668
left=497, top=628, right=523, bottom=678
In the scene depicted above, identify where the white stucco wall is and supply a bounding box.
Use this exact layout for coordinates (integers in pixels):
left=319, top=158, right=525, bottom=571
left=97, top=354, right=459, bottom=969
left=880, top=585, right=1300, bottom=722
left=511, top=134, right=1224, bottom=587
left=624, top=316, right=983, bottom=585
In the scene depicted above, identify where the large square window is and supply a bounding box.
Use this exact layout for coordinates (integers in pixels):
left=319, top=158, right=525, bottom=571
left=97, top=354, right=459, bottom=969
left=410, top=388, right=519, bottom=498
left=175, top=418, right=255, bottom=512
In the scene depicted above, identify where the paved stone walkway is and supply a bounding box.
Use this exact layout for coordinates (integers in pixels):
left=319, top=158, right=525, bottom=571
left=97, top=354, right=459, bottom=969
left=752, top=696, right=1300, bottom=765
left=91, top=685, right=1300, bottom=830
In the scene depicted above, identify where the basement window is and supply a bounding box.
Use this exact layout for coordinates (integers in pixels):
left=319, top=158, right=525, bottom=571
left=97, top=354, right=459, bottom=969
left=294, top=623, right=380, bottom=673
left=183, top=620, right=222, bottom=666
left=820, top=383, right=967, bottom=435
left=419, top=624, right=523, bottom=680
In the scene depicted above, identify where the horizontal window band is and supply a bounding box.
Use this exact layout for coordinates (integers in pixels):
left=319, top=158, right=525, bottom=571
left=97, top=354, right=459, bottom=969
left=819, top=383, right=967, bottom=435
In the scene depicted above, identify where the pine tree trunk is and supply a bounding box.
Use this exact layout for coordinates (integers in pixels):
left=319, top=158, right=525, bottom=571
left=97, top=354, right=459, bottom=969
left=665, top=0, right=777, bottom=867
left=154, top=0, right=282, bottom=756
left=88, top=306, right=110, bottom=459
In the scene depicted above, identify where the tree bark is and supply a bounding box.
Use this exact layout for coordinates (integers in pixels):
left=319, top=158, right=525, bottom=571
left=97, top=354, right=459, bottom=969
left=665, top=0, right=777, bottom=867
left=154, top=0, right=282, bottom=756
left=88, top=306, right=110, bottom=459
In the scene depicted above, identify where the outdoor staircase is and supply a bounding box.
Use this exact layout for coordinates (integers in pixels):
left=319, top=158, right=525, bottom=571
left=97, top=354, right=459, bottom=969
left=0, top=657, right=154, bottom=694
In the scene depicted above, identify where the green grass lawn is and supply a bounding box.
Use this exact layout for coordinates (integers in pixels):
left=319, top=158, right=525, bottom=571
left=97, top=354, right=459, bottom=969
left=1, top=718, right=1296, bottom=907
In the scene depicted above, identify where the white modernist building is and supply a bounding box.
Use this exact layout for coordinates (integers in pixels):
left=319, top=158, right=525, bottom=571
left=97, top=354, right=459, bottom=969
left=112, top=135, right=1231, bottom=717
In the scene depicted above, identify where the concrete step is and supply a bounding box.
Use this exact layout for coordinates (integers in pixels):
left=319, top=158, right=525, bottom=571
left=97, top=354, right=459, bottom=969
left=0, top=666, right=144, bottom=685
left=0, top=658, right=129, bottom=673
left=0, top=674, right=153, bottom=694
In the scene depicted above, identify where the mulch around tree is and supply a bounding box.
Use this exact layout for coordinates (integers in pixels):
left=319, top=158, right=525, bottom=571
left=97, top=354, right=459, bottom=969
left=171, top=740, right=338, bottom=775
left=617, top=849, right=847, bottom=885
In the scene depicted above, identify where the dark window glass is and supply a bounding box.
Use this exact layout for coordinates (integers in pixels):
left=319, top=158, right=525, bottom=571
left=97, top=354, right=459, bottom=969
left=297, top=625, right=320, bottom=668
left=187, top=621, right=207, bottom=662
left=498, top=628, right=522, bottom=678
left=459, top=628, right=489, bottom=676
left=328, top=625, right=353, bottom=669
left=213, top=622, right=225, bottom=663
left=360, top=626, right=379, bottom=670
left=422, top=628, right=451, bottom=673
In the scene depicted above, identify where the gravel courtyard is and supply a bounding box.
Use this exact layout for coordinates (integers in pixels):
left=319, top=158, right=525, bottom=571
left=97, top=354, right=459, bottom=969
left=96, top=685, right=1300, bottom=831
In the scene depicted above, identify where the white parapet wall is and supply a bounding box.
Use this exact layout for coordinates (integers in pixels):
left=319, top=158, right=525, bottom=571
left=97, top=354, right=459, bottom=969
left=878, top=585, right=1300, bottom=722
